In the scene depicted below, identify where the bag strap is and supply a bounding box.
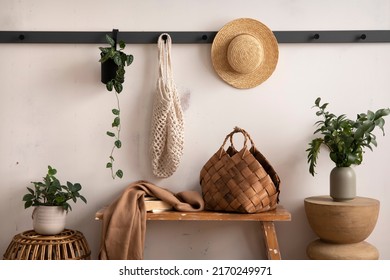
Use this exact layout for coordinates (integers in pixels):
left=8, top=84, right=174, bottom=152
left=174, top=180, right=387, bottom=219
left=229, top=127, right=257, bottom=151
left=218, top=127, right=249, bottom=159
left=158, top=33, right=174, bottom=89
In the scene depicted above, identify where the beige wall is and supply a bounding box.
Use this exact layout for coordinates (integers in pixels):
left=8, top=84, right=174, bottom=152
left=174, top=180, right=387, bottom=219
left=1, top=0, right=389, bottom=259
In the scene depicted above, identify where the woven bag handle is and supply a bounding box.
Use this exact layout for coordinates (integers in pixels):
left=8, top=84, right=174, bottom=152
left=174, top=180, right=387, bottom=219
left=229, top=127, right=257, bottom=151
left=218, top=127, right=249, bottom=158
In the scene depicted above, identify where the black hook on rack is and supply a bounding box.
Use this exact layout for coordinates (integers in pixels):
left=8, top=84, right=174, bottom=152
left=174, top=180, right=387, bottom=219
left=112, top=29, right=118, bottom=47
left=162, top=34, right=168, bottom=43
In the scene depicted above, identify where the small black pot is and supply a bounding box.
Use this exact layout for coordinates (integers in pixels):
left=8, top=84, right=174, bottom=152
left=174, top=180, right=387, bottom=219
left=101, top=58, right=118, bottom=84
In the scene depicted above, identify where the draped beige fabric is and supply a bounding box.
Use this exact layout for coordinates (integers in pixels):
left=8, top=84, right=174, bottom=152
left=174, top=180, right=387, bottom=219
left=99, top=180, right=204, bottom=260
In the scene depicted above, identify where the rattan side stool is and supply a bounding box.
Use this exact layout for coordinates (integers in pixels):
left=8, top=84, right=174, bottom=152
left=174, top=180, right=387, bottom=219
left=3, top=229, right=91, bottom=260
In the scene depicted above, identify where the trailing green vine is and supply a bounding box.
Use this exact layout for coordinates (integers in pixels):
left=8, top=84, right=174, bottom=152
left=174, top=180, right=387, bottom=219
left=99, top=35, right=133, bottom=179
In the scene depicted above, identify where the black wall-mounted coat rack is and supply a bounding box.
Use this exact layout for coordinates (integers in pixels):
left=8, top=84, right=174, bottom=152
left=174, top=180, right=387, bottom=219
left=1, top=30, right=390, bottom=44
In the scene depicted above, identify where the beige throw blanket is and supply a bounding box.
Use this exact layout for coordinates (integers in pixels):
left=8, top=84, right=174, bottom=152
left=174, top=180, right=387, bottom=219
left=99, top=180, right=204, bottom=260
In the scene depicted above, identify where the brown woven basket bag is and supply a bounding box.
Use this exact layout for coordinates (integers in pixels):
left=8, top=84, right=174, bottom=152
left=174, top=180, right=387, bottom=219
left=200, top=127, right=280, bottom=213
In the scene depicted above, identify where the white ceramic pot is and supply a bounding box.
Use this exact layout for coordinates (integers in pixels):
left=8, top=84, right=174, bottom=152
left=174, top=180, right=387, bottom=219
left=32, top=206, right=66, bottom=235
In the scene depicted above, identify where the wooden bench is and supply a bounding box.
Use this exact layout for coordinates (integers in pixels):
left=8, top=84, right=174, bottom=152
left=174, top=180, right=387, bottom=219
left=95, top=205, right=291, bottom=260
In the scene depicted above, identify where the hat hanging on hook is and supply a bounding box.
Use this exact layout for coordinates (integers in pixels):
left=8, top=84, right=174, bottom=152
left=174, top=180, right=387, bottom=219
left=211, top=18, right=279, bottom=89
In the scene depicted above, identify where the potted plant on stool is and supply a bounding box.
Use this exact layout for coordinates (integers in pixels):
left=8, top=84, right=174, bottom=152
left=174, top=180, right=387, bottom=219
left=306, top=97, right=390, bottom=201
left=22, top=165, right=87, bottom=235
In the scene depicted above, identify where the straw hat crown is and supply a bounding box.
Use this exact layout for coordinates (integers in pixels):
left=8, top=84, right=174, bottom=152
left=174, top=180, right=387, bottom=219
left=211, top=18, right=279, bottom=89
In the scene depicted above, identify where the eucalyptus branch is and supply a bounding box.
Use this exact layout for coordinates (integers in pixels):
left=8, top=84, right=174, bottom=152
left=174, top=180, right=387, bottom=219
left=306, top=97, right=390, bottom=176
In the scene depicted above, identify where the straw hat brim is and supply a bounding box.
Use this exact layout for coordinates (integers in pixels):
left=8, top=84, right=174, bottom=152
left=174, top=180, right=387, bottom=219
left=211, top=18, right=279, bottom=89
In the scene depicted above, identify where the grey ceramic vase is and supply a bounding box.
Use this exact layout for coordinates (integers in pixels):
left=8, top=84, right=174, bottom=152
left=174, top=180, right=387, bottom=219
left=330, top=166, right=356, bottom=201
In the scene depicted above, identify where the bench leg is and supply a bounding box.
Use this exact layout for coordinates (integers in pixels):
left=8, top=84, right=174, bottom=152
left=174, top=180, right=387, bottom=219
left=260, top=221, right=281, bottom=260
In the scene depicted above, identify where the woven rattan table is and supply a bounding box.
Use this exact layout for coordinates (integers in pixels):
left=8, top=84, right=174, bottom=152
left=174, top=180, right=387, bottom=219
left=3, top=229, right=91, bottom=260
left=95, top=205, right=291, bottom=260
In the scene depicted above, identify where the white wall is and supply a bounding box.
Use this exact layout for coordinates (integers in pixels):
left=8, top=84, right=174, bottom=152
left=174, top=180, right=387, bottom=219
left=1, top=0, right=389, bottom=260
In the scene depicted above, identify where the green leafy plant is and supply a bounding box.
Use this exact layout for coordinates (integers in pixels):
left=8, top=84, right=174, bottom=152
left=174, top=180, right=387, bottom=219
left=99, top=34, right=134, bottom=179
left=307, top=97, right=390, bottom=176
left=22, top=166, right=87, bottom=212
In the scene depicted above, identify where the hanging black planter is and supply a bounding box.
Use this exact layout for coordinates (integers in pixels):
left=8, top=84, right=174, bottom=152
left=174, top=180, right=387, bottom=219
left=100, top=29, right=119, bottom=84
left=98, top=29, right=134, bottom=180
left=101, top=57, right=118, bottom=84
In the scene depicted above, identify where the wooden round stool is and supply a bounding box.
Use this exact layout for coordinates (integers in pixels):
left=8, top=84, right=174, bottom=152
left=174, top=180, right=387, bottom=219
left=307, top=239, right=379, bottom=260
left=304, top=196, right=380, bottom=260
left=3, top=229, right=91, bottom=260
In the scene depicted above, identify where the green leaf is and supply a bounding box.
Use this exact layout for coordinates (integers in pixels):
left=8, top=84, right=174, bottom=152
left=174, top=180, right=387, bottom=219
left=354, top=121, right=373, bottom=140
left=24, top=200, right=33, bottom=209
left=106, top=131, right=116, bottom=137
left=115, top=72, right=125, bottom=84
left=48, top=166, right=57, bottom=176
left=329, top=152, right=339, bottom=165
left=22, top=193, right=34, bottom=201
left=315, top=97, right=321, bottom=106
left=127, top=55, right=134, bottom=66
left=66, top=181, right=73, bottom=188
left=79, top=195, right=87, bottom=204
left=375, top=118, right=385, bottom=135
left=105, top=34, right=116, bottom=47
left=374, top=108, right=390, bottom=119
left=115, top=140, right=122, bottom=148
left=320, top=103, right=329, bottom=110
left=367, top=110, right=375, bottom=121
left=371, top=138, right=378, bottom=147
left=73, top=183, right=82, bottom=192
left=116, top=68, right=125, bottom=78
left=119, top=40, right=126, bottom=49
left=112, top=109, right=120, bottom=115
left=27, top=187, right=35, bottom=195
left=113, top=54, right=122, bottom=66
left=99, top=53, right=111, bottom=63
left=116, top=170, right=123, bottom=178
left=106, top=162, right=112, bottom=168
left=106, top=81, right=113, bottom=91
left=112, top=117, right=120, bottom=127
left=114, top=81, right=123, bottom=93
left=99, top=47, right=110, bottom=54
left=306, top=138, right=324, bottom=176
left=64, top=203, right=71, bottom=213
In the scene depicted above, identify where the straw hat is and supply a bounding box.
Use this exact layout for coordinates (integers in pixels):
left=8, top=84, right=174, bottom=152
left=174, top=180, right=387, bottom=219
left=211, top=18, right=279, bottom=89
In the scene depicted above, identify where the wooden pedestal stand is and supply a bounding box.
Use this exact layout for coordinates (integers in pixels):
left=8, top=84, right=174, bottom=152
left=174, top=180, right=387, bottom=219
left=304, top=196, right=380, bottom=260
left=305, top=196, right=379, bottom=260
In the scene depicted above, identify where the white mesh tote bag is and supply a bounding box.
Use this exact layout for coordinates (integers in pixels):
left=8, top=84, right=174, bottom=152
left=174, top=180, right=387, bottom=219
left=150, top=33, right=184, bottom=177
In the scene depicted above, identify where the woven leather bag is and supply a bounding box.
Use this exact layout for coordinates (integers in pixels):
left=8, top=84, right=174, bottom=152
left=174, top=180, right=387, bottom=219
left=200, top=127, right=280, bottom=213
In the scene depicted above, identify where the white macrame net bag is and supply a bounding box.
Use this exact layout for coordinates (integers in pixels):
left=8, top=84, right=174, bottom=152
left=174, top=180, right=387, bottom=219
left=150, top=33, right=184, bottom=178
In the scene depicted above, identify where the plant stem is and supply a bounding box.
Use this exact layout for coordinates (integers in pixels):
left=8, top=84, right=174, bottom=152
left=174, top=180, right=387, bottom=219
left=109, top=89, right=122, bottom=179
